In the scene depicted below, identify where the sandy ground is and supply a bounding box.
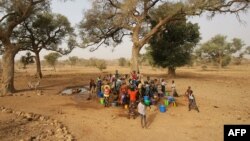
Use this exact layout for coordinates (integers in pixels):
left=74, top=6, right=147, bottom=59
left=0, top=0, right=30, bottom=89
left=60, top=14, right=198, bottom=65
left=0, top=65, right=250, bottom=141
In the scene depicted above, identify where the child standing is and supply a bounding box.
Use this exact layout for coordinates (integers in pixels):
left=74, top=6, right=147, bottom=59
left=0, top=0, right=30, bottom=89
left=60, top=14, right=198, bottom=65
left=188, top=90, right=199, bottom=112
left=89, top=79, right=96, bottom=98
left=171, top=80, right=178, bottom=97
left=138, top=99, right=147, bottom=128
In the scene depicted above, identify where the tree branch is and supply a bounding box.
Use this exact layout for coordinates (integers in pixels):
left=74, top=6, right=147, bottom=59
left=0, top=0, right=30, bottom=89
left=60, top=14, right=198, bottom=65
left=0, top=12, right=16, bottom=23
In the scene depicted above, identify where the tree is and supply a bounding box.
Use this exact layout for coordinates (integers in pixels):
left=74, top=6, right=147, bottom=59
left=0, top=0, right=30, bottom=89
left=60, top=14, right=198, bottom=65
left=0, top=0, right=49, bottom=95
left=20, top=52, right=35, bottom=69
left=197, top=35, right=246, bottom=68
left=118, top=57, right=127, bottom=66
left=148, top=18, right=200, bottom=76
left=68, top=56, right=79, bottom=67
left=44, top=52, right=61, bottom=71
left=95, top=59, right=107, bottom=71
left=16, top=12, right=76, bottom=78
left=79, top=0, right=249, bottom=72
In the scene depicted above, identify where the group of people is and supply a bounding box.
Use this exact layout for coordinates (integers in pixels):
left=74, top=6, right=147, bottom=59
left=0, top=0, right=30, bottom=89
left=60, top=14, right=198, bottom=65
left=89, top=70, right=199, bottom=128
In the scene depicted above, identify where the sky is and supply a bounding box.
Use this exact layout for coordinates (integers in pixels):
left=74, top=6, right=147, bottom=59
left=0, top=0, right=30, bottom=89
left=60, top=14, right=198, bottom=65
left=16, top=0, right=250, bottom=60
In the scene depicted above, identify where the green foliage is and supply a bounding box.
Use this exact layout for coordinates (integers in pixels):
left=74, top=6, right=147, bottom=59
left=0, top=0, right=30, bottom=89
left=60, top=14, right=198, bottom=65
left=44, top=52, right=61, bottom=71
left=118, top=57, right=127, bottom=66
left=245, top=46, right=250, bottom=54
left=20, top=52, right=35, bottom=69
left=95, top=59, right=107, bottom=71
left=68, top=56, right=79, bottom=66
left=16, top=12, right=76, bottom=54
left=148, top=18, right=200, bottom=70
left=197, top=35, right=246, bottom=67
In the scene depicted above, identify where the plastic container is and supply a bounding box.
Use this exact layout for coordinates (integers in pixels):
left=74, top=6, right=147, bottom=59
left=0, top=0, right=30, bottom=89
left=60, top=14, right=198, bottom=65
left=168, top=96, right=175, bottom=102
left=165, top=92, right=169, bottom=96
left=98, top=91, right=103, bottom=98
left=144, top=96, right=149, bottom=101
left=144, top=99, right=150, bottom=106
left=164, top=99, right=169, bottom=106
left=100, top=98, right=104, bottom=104
left=159, top=105, right=166, bottom=113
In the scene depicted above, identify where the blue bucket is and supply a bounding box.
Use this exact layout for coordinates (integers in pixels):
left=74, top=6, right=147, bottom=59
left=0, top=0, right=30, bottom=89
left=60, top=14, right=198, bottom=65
left=159, top=105, right=166, bottom=113
left=144, top=96, right=149, bottom=101
left=98, top=92, right=103, bottom=98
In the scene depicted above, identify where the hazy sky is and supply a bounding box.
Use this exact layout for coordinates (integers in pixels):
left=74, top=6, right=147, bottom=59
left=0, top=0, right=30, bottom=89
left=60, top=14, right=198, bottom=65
left=17, top=0, right=250, bottom=60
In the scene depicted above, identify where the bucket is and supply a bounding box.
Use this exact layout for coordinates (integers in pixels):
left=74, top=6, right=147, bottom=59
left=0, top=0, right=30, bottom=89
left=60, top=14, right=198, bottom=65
left=144, top=96, right=149, bottom=101
left=98, top=91, right=103, bottom=98
left=159, top=105, right=166, bottom=113
left=144, top=99, right=150, bottom=106
left=165, top=92, right=169, bottom=96
left=168, top=96, right=174, bottom=102
left=164, top=99, right=169, bottom=106
left=100, top=98, right=104, bottom=104
left=173, top=102, right=177, bottom=107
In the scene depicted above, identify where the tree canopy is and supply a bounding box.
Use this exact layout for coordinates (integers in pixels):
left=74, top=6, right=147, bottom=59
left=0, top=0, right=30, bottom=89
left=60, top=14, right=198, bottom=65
left=44, top=52, right=61, bottom=71
left=196, top=35, right=247, bottom=68
left=14, top=12, right=76, bottom=78
left=148, top=17, right=200, bottom=76
left=0, top=0, right=50, bottom=95
left=79, top=0, right=249, bottom=72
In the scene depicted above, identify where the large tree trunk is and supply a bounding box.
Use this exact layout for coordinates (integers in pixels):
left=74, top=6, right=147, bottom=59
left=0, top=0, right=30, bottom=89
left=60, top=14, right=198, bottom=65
left=168, top=67, right=176, bottom=77
left=1, top=47, right=18, bottom=96
left=130, top=46, right=140, bottom=72
left=34, top=51, right=43, bottom=78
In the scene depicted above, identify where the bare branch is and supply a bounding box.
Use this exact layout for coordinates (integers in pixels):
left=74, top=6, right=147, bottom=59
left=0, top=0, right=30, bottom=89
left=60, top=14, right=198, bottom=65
left=107, top=0, right=121, bottom=9
left=0, top=12, right=16, bottom=23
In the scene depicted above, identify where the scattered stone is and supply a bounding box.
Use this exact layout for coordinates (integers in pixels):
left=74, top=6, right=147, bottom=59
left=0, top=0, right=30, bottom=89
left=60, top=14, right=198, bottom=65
left=1, top=106, right=74, bottom=141
left=65, top=134, right=74, bottom=141
left=24, top=113, right=33, bottom=119
left=47, top=130, right=54, bottom=136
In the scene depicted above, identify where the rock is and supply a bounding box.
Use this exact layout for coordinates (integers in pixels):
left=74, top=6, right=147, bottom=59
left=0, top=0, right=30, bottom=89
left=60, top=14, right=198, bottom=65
left=39, top=116, right=45, bottom=121
left=47, top=130, right=54, bottom=136
left=56, top=128, right=63, bottom=133
left=56, top=123, right=64, bottom=128
left=65, top=134, right=74, bottom=141
left=24, top=113, right=33, bottom=119
left=33, top=114, right=41, bottom=120
left=5, top=108, right=13, bottom=113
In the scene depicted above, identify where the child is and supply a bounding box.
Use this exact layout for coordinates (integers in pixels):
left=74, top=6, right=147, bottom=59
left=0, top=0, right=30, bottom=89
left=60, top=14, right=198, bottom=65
left=171, top=80, right=178, bottom=97
left=138, top=99, right=147, bottom=128
left=89, top=79, right=96, bottom=98
left=188, top=90, right=199, bottom=112
left=103, top=85, right=111, bottom=107
left=127, top=86, right=138, bottom=119
left=161, top=79, right=167, bottom=95
left=185, top=86, right=191, bottom=98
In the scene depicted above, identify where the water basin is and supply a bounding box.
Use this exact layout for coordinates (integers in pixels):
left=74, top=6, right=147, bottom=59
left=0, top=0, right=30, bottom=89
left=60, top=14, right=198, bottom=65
left=61, top=87, right=88, bottom=95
